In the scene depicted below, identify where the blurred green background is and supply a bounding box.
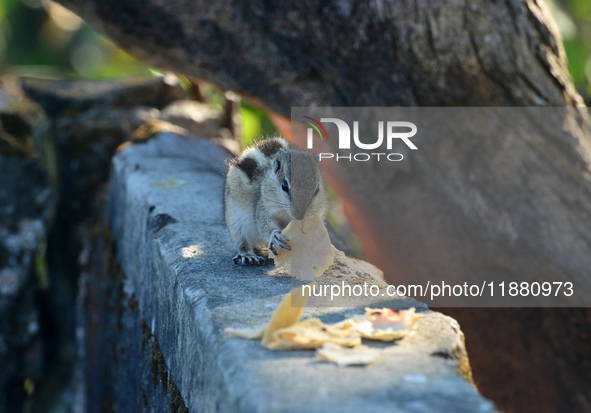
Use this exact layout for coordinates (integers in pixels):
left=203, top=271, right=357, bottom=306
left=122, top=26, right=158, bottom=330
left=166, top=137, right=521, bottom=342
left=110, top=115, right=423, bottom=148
left=0, top=0, right=590, bottom=140
left=549, top=0, right=591, bottom=102
left=0, top=0, right=279, bottom=147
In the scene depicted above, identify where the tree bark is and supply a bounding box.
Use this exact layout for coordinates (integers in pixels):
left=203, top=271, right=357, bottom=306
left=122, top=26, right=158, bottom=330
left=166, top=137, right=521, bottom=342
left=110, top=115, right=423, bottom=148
left=54, top=0, right=591, bottom=411
left=57, top=0, right=584, bottom=110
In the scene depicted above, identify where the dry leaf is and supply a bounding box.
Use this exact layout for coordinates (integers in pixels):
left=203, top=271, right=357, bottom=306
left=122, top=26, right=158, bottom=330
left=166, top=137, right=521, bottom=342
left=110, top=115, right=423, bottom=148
left=316, top=342, right=380, bottom=366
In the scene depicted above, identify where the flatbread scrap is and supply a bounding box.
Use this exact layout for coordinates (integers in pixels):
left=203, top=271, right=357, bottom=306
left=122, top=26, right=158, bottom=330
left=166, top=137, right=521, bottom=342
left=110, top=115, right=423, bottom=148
left=261, top=287, right=309, bottom=347
left=316, top=342, right=380, bottom=366
left=225, top=326, right=266, bottom=340
left=269, top=215, right=335, bottom=281
left=225, top=288, right=307, bottom=343
left=334, top=308, right=423, bottom=342
left=267, top=318, right=361, bottom=350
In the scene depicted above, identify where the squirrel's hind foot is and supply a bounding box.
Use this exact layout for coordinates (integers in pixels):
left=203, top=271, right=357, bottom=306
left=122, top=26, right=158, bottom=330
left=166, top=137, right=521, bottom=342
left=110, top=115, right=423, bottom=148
left=233, top=253, right=266, bottom=266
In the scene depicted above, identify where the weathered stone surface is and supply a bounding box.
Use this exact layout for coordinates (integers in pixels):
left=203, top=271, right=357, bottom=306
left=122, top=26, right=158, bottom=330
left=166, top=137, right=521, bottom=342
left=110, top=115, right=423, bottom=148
left=105, top=133, right=495, bottom=412
left=0, top=87, right=53, bottom=412
left=1, top=76, right=241, bottom=412
left=21, top=75, right=187, bottom=117
left=160, top=100, right=223, bottom=138
left=15, top=75, right=224, bottom=411
left=0, top=82, right=45, bottom=157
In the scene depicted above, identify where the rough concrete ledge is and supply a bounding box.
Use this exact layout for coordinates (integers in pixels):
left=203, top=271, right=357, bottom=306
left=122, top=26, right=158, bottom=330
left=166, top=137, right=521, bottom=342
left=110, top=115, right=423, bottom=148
left=107, top=133, right=496, bottom=413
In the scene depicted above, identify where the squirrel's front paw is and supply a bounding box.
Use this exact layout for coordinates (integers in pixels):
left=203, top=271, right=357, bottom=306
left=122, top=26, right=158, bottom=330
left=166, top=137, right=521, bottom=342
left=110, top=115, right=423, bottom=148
left=233, top=253, right=265, bottom=266
left=268, top=230, right=290, bottom=255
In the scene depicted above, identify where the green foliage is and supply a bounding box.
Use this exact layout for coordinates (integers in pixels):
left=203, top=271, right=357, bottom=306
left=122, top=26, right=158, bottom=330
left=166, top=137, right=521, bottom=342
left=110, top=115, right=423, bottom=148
left=552, top=0, right=591, bottom=102
left=0, top=0, right=149, bottom=78
left=240, top=102, right=279, bottom=148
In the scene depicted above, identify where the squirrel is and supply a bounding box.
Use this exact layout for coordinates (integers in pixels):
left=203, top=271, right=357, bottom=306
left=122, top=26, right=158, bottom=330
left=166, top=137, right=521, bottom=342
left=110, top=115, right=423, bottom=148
left=224, top=137, right=327, bottom=265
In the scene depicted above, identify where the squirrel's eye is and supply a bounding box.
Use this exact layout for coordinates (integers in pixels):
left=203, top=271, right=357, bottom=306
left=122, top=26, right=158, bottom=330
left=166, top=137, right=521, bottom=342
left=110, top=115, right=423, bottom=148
left=314, top=186, right=320, bottom=196
left=281, top=179, right=289, bottom=193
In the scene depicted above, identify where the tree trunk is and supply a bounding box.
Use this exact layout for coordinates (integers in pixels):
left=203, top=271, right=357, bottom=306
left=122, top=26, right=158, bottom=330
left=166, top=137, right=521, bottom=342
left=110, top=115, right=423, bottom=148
left=54, top=0, right=591, bottom=411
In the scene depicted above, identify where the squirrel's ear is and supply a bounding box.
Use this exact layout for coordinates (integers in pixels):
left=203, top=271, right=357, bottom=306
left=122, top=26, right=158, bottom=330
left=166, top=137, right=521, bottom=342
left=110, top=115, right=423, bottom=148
left=274, top=148, right=286, bottom=173
left=314, top=154, right=320, bottom=163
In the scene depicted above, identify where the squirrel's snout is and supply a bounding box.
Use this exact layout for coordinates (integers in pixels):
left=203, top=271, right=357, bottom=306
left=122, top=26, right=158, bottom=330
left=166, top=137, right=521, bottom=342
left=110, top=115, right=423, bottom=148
left=293, top=212, right=305, bottom=221
left=290, top=205, right=305, bottom=221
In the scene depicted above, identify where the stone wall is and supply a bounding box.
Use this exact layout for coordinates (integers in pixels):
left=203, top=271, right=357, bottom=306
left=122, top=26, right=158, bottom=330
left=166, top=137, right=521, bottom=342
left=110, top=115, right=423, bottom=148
left=1, top=77, right=494, bottom=412
left=99, top=131, right=495, bottom=412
